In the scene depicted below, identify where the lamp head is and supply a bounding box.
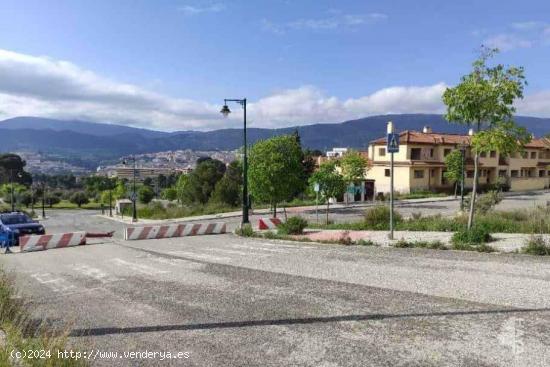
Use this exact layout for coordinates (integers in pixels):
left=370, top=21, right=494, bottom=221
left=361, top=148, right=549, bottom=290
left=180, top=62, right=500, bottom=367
left=386, top=121, right=394, bottom=134
left=220, top=104, right=231, bottom=117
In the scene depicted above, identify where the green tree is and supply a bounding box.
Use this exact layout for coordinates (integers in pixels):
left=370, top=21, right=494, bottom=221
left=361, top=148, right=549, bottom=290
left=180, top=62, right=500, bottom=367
left=443, top=150, right=463, bottom=198
left=138, top=185, right=155, bottom=204
left=248, top=135, right=304, bottom=217
left=340, top=150, right=369, bottom=203
left=161, top=187, right=178, bottom=201
left=442, top=47, right=529, bottom=229
left=46, top=194, right=61, bottom=208
left=309, top=161, right=346, bottom=224
left=210, top=160, right=242, bottom=207
left=113, top=180, right=127, bottom=200
left=180, top=159, right=226, bottom=204
left=70, top=191, right=89, bottom=208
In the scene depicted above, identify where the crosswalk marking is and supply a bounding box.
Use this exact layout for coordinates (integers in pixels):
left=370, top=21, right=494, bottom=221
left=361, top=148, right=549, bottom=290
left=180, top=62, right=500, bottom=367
left=110, top=258, right=169, bottom=275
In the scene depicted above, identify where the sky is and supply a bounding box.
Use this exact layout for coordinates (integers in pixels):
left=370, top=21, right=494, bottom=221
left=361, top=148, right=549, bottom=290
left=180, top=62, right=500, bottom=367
left=0, top=0, right=550, bottom=131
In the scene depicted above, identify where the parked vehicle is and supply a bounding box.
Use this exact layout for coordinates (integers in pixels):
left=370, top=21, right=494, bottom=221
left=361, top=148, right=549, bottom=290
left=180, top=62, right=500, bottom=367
left=0, top=212, right=45, bottom=245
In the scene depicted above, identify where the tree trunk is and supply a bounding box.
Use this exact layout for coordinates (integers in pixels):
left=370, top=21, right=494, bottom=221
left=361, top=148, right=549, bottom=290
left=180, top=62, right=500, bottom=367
left=326, top=201, right=330, bottom=225
left=468, top=153, right=479, bottom=229
left=273, top=202, right=277, bottom=218
left=454, top=182, right=458, bottom=198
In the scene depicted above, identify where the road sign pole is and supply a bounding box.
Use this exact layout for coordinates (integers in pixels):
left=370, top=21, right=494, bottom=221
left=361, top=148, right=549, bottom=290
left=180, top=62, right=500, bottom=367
left=390, top=151, right=394, bottom=240
left=386, top=122, right=398, bottom=240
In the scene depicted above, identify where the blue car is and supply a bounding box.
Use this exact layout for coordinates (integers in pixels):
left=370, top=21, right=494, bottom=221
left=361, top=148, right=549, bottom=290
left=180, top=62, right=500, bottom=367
left=0, top=212, right=46, bottom=245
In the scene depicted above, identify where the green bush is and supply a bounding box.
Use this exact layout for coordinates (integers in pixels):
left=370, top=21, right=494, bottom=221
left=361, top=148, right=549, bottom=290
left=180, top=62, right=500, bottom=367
left=357, top=239, right=375, bottom=246
left=337, top=231, right=353, bottom=245
left=236, top=224, right=254, bottom=237
left=364, top=205, right=402, bottom=230
left=278, top=216, right=308, bottom=235
left=394, top=239, right=447, bottom=250
left=394, top=239, right=413, bottom=248
left=466, top=190, right=502, bottom=214
left=452, top=226, right=492, bottom=245
left=521, top=236, right=550, bottom=256
left=452, top=242, right=496, bottom=253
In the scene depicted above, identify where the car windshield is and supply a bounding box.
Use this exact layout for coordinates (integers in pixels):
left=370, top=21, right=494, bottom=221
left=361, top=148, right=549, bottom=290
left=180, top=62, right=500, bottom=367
left=0, top=214, right=32, bottom=225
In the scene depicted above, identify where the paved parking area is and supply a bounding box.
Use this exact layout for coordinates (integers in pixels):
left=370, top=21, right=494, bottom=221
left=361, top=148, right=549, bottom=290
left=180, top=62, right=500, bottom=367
left=2, top=209, right=550, bottom=366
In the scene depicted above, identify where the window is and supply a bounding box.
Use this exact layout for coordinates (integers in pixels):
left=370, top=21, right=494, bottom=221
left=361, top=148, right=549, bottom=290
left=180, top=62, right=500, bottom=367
left=466, top=170, right=474, bottom=178
left=498, top=170, right=507, bottom=177
left=521, top=152, right=528, bottom=159
left=490, top=151, right=496, bottom=158
left=539, top=170, right=545, bottom=177
left=384, top=169, right=390, bottom=177
left=511, top=170, right=519, bottom=178
left=480, top=152, right=487, bottom=158
left=444, top=149, right=451, bottom=157
left=379, top=148, right=386, bottom=157
left=410, top=148, right=421, bottom=160
left=429, top=148, right=434, bottom=158
left=414, top=170, right=424, bottom=179
left=430, top=169, right=435, bottom=177
left=531, top=151, right=537, bottom=159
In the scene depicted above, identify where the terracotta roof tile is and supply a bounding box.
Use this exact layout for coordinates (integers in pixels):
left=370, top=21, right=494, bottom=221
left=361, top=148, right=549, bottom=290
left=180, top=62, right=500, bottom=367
left=371, top=131, right=550, bottom=149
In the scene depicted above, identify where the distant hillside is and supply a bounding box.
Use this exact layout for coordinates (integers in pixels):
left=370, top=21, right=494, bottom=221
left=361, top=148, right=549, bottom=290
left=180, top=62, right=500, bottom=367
left=1, top=114, right=549, bottom=167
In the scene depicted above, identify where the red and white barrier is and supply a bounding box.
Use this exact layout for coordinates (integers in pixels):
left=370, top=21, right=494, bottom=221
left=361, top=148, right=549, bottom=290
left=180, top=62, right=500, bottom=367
left=124, top=222, right=227, bottom=241
left=258, top=218, right=282, bottom=230
left=20, top=232, right=87, bottom=252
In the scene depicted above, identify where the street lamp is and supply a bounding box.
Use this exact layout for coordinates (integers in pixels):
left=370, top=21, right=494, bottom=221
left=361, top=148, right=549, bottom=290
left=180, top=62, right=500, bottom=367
left=221, top=98, right=249, bottom=225
left=122, top=157, right=138, bottom=222
left=9, top=170, right=23, bottom=212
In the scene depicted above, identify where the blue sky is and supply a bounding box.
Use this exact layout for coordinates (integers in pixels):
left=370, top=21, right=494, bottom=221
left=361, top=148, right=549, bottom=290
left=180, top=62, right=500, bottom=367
left=0, top=0, right=549, bottom=131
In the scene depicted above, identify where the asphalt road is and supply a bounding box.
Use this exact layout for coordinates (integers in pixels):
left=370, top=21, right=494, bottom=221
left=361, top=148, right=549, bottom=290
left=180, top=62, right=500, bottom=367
left=1, top=208, right=550, bottom=366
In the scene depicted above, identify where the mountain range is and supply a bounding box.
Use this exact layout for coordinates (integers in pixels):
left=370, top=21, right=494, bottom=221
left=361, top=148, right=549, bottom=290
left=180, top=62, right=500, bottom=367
left=1, top=115, right=549, bottom=168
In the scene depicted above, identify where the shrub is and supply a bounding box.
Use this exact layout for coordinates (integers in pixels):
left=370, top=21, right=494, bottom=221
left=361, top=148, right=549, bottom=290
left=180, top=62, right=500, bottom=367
left=338, top=231, right=353, bottom=246
left=236, top=223, right=254, bottom=237
left=451, top=226, right=492, bottom=245
left=69, top=191, right=89, bottom=208
left=138, top=185, right=155, bottom=204
left=357, top=239, right=375, bottom=246
left=452, top=242, right=496, bottom=253
left=262, top=231, right=279, bottom=239
left=394, top=239, right=413, bottom=248
left=394, top=239, right=447, bottom=250
left=278, top=216, right=308, bottom=235
left=364, top=205, right=402, bottom=230
left=521, top=236, right=550, bottom=256
left=466, top=190, right=502, bottom=214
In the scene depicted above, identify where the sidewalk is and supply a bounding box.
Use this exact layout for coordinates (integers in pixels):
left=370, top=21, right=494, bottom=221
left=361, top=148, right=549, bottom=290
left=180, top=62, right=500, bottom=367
left=296, top=229, right=547, bottom=253
left=97, top=195, right=459, bottom=225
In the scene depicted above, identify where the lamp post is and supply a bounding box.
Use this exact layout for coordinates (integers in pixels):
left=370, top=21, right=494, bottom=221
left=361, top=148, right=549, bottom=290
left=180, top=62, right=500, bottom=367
left=122, top=157, right=138, bottom=222
left=41, top=181, right=46, bottom=219
left=9, top=170, right=15, bottom=212
left=220, top=98, right=249, bottom=225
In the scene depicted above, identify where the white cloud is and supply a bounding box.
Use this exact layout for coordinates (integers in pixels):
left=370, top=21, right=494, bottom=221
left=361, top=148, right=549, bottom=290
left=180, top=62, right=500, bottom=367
left=0, top=49, right=549, bottom=132
left=482, top=20, right=550, bottom=51
left=178, top=3, right=225, bottom=15
left=249, top=84, right=448, bottom=128
left=483, top=34, right=533, bottom=51
left=262, top=12, right=387, bottom=34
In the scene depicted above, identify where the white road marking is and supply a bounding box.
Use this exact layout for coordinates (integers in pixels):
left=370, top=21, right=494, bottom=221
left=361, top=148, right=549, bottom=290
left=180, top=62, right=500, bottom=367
left=168, top=251, right=231, bottom=262
left=231, top=244, right=289, bottom=253
left=203, top=248, right=269, bottom=257
left=252, top=241, right=315, bottom=249
left=71, top=264, right=120, bottom=284
left=110, top=258, right=169, bottom=275
left=30, top=273, right=77, bottom=293
left=138, top=253, right=204, bottom=268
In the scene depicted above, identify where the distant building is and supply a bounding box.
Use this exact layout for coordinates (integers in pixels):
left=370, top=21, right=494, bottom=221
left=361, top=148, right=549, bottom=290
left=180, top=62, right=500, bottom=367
left=367, top=128, right=550, bottom=194
left=326, top=148, right=348, bottom=158
left=97, top=166, right=189, bottom=181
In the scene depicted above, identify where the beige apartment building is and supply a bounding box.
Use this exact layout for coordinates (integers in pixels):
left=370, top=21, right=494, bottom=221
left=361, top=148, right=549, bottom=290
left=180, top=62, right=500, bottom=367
left=366, top=127, right=550, bottom=194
